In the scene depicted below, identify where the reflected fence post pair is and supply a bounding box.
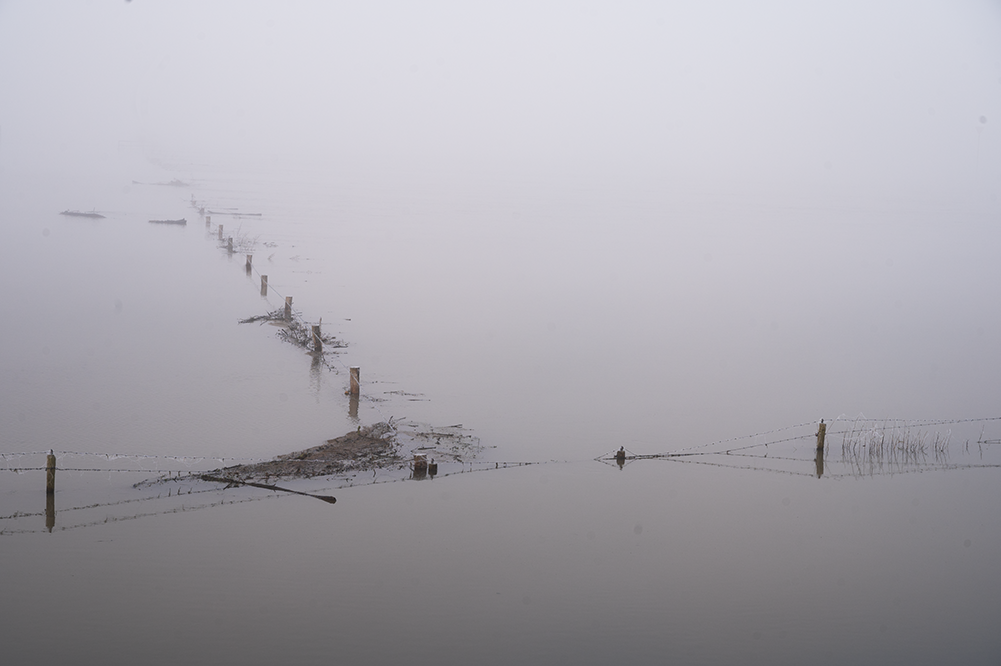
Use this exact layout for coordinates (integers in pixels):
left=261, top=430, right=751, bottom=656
left=815, top=420, right=826, bottom=478
left=45, top=450, right=56, bottom=532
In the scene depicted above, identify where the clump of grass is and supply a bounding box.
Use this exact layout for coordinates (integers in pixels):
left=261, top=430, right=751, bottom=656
left=239, top=309, right=347, bottom=353
left=219, top=225, right=259, bottom=253
left=839, top=418, right=951, bottom=473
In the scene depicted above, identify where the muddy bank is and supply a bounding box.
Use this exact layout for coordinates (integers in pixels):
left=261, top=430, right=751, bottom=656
left=135, top=421, right=483, bottom=492
left=211, top=422, right=402, bottom=481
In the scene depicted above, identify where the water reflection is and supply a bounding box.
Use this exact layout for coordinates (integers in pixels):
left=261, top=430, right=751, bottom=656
left=45, top=493, right=55, bottom=532
left=6, top=420, right=999, bottom=537
left=309, top=352, right=323, bottom=398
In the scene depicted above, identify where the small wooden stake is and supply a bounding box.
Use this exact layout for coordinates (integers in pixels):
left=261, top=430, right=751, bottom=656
left=205, top=214, right=211, bottom=227
left=227, top=237, right=233, bottom=252
left=46, top=450, right=56, bottom=494
left=260, top=275, right=268, bottom=296
left=284, top=296, right=293, bottom=321
left=312, top=325, right=322, bottom=353
left=413, top=454, right=428, bottom=479
left=246, top=254, right=253, bottom=269
left=218, top=225, right=223, bottom=240
left=816, top=420, right=827, bottom=451
left=349, top=366, right=360, bottom=395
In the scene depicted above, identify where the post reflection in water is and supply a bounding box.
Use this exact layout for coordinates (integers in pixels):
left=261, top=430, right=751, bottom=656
left=45, top=493, right=55, bottom=532
left=309, top=352, right=322, bottom=397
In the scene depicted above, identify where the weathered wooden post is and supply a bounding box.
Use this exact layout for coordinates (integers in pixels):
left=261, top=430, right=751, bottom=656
left=227, top=237, right=233, bottom=253
left=349, top=366, right=360, bottom=396
left=260, top=275, right=268, bottom=296
left=205, top=214, right=211, bottom=228
left=816, top=419, right=827, bottom=451
left=218, top=225, right=223, bottom=240
left=284, top=296, right=293, bottom=321
left=413, top=454, right=428, bottom=479
left=245, top=254, right=253, bottom=272
left=46, top=450, right=56, bottom=494
left=312, top=325, right=322, bottom=354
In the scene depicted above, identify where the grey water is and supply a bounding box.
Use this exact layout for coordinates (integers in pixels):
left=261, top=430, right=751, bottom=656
left=3, top=2, right=1001, bottom=664
left=3, top=151, right=1001, bottom=666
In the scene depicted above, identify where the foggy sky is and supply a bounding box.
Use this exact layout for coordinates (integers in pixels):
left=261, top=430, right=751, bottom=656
left=1, top=0, right=999, bottom=210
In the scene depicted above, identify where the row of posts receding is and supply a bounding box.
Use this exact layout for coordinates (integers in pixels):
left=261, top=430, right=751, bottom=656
left=38, top=213, right=364, bottom=529
left=204, top=214, right=360, bottom=394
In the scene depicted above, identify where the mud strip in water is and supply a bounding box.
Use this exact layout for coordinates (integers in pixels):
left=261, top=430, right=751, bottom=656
left=136, top=421, right=484, bottom=490
left=214, top=423, right=403, bottom=481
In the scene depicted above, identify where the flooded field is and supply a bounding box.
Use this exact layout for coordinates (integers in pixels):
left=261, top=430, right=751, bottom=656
left=2, top=2, right=1000, bottom=663
left=2, top=157, right=1000, bottom=665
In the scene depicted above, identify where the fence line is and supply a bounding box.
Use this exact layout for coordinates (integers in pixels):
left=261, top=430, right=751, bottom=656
left=5, top=416, right=998, bottom=477
left=198, top=201, right=407, bottom=427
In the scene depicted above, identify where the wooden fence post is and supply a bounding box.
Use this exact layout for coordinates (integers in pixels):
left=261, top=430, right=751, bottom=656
left=218, top=225, right=223, bottom=241
left=260, top=275, right=268, bottom=296
left=284, top=296, right=293, bottom=321
left=816, top=420, right=827, bottom=451
left=46, top=450, right=56, bottom=494
left=349, top=367, right=360, bottom=395
left=205, top=214, right=211, bottom=227
left=227, top=237, right=233, bottom=253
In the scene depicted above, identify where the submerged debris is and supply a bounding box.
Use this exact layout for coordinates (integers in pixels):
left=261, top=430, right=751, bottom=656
left=402, top=422, right=484, bottom=462
left=133, top=179, right=190, bottom=187
left=60, top=210, right=105, bottom=218
left=239, top=308, right=346, bottom=352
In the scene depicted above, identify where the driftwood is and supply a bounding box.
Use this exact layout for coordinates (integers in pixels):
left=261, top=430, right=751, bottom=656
left=199, top=475, right=336, bottom=503
left=61, top=210, right=105, bottom=219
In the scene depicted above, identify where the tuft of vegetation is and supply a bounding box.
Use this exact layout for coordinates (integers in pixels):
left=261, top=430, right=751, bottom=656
left=839, top=419, right=951, bottom=475
left=239, top=308, right=347, bottom=354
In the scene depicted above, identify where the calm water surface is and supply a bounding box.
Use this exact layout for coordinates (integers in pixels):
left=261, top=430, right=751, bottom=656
left=2, top=155, right=1000, bottom=664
